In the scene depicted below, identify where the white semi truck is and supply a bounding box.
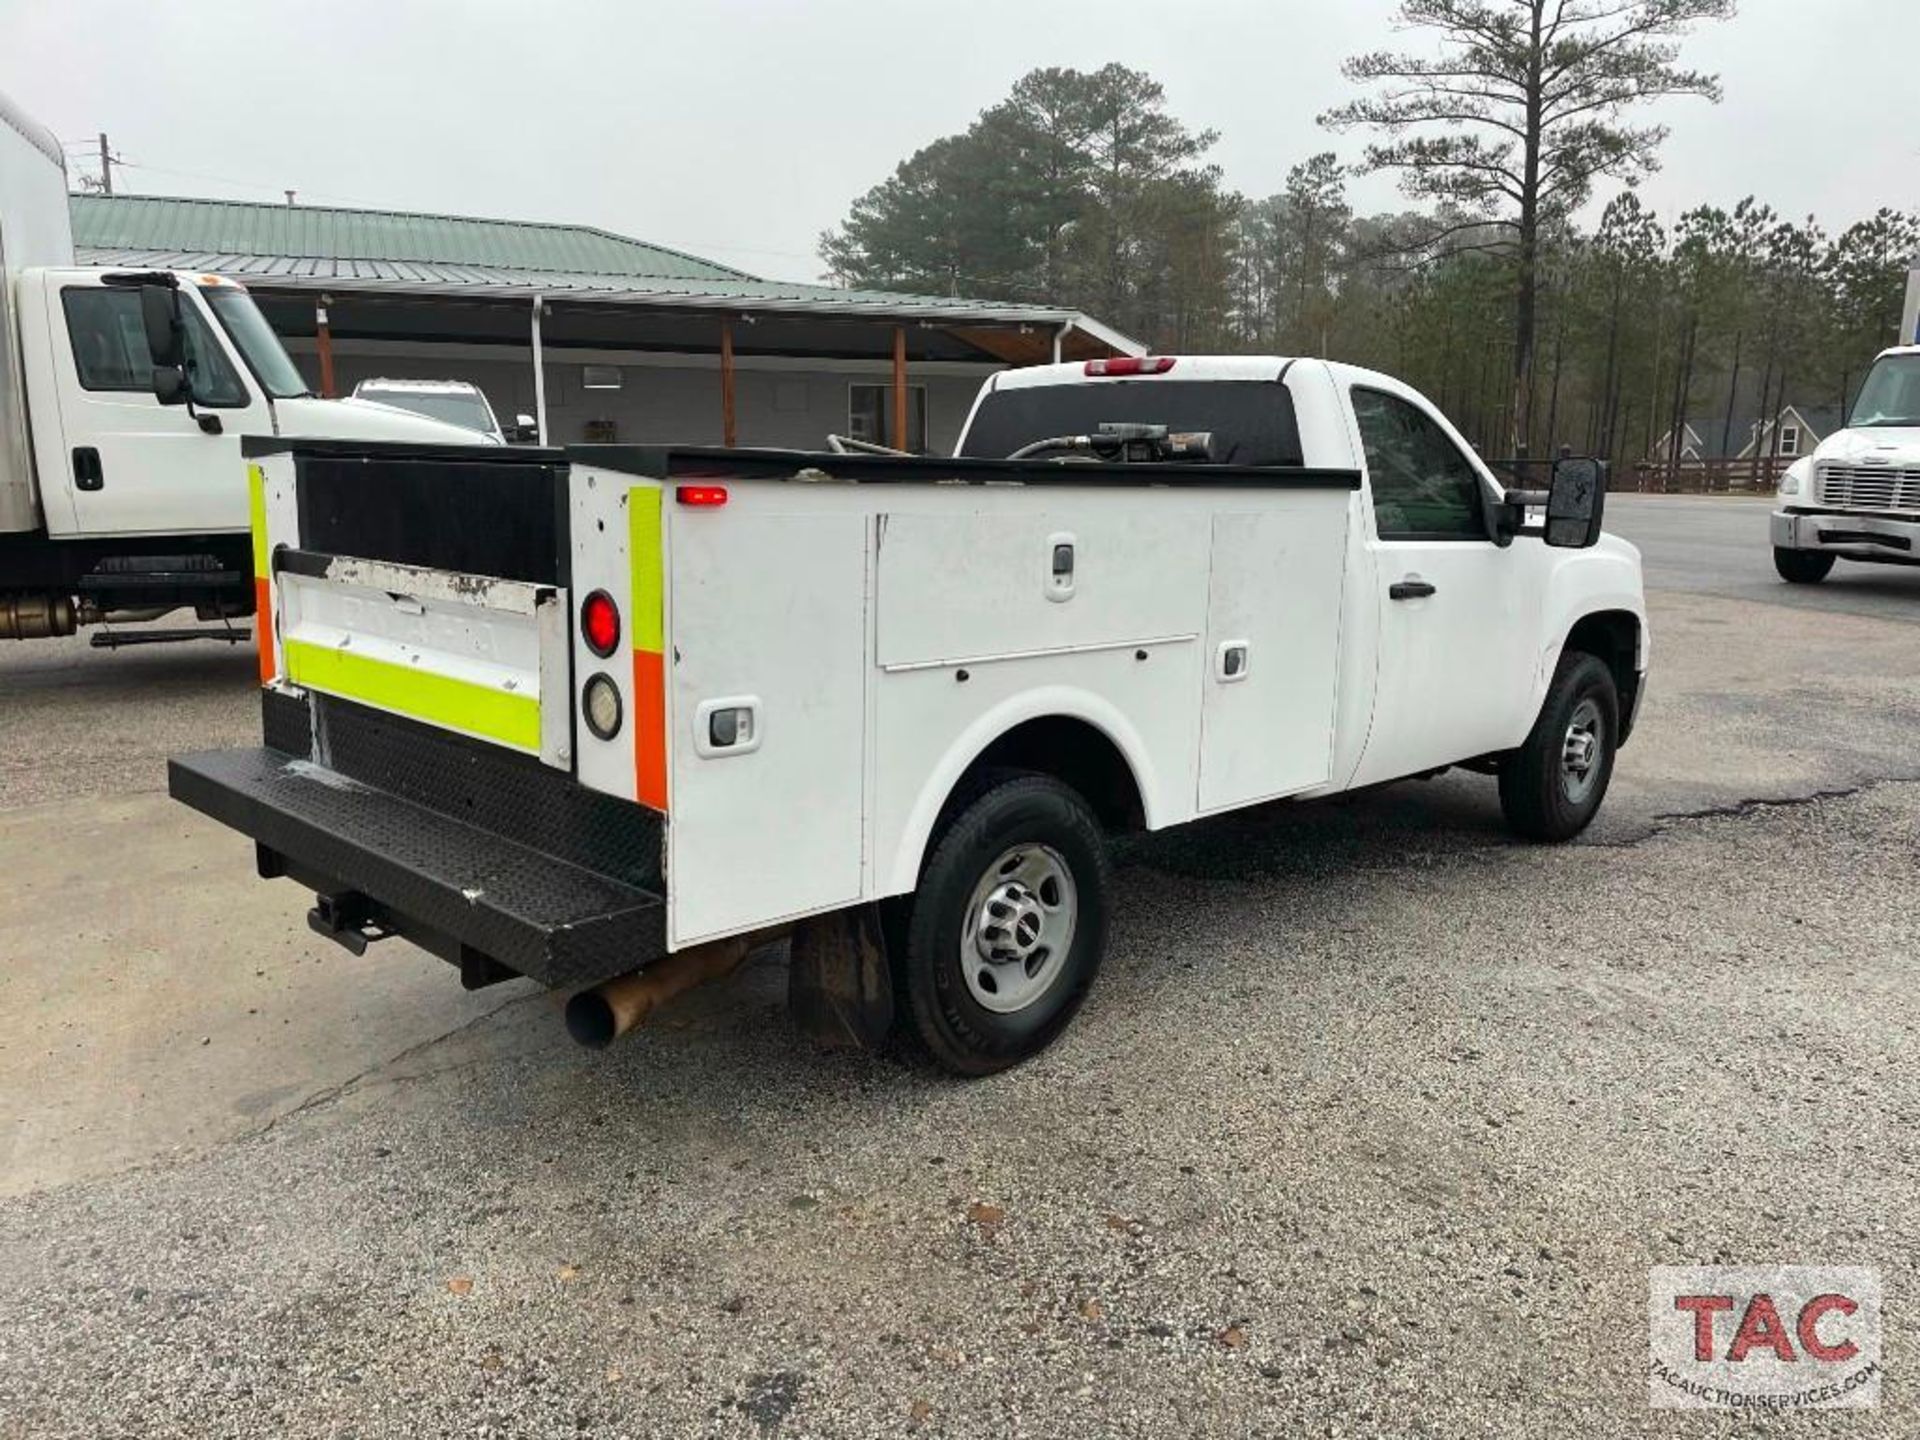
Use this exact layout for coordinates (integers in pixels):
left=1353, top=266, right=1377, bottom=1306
left=0, top=89, right=480, bottom=644
left=170, top=355, right=1648, bottom=1075
left=1772, top=345, right=1920, bottom=583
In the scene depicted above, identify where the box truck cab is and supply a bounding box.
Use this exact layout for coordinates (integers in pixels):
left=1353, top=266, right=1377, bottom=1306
left=1772, top=346, right=1920, bottom=583
left=0, top=88, right=481, bottom=642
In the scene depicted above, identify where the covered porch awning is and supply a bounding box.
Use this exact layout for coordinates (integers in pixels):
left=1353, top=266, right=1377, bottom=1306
left=78, top=246, right=1143, bottom=446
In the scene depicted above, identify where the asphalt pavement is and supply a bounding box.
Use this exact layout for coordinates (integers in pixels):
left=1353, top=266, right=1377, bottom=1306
left=2, top=496, right=1917, bottom=1438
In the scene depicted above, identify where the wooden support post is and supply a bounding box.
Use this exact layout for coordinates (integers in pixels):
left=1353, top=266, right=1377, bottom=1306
left=315, top=295, right=336, bottom=399
left=720, top=321, right=737, bottom=448
left=891, top=325, right=908, bottom=452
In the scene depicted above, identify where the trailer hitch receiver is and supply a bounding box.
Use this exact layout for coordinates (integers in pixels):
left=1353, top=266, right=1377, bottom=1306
left=306, top=891, right=394, bottom=957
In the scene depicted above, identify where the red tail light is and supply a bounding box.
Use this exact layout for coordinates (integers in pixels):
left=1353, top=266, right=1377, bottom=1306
left=581, top=590, right=621, bottom=657
left=675, top=485, right=729, bottom=507
left=1085, top=356, right=1176, bottom=377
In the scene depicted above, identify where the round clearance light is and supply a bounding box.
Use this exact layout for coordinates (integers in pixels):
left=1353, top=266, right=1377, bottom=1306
left=583, top=673, right=623, bottom=741
left=581, top=590, right=621, bottom=658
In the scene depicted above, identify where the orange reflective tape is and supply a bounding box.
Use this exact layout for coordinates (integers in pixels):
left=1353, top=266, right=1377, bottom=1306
left=254, top=576, right=275, bottom=686
left=632, top=647, right=668, bottom=812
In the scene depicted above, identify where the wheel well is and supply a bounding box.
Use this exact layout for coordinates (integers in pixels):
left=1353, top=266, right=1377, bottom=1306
left=1563, top=610, right=1642, bottom=742
left=947, top=716, right=1146, bottom=835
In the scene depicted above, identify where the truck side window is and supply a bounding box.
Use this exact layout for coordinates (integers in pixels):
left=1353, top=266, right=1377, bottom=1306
left=61, top=288, right=249, bottom=408
left=1351, top=387, right=1486, bottom=541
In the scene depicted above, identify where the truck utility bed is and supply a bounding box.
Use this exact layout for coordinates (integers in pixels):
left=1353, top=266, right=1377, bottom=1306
left=172, top=433, right=1365, bottom=983
left=170, top=690, right=667, bottom=988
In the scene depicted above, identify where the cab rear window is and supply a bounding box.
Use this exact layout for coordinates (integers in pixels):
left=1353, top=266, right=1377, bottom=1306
left=959, top=379, right=1303, bottom=466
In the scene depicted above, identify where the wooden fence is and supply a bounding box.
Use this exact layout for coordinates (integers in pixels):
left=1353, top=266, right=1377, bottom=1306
left=1621, top=457, right=1792, bottom=495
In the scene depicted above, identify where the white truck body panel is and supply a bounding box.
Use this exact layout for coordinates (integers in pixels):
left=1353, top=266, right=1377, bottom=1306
left=0, top=89, right=72, bottom=532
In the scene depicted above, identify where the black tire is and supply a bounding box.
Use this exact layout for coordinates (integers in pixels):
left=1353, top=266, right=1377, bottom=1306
left=895, top=774, right=1111, bottom=1076
left=1774, top=547, right=1835, bottom=584
left=1499, top=652, right=1619, bottom=842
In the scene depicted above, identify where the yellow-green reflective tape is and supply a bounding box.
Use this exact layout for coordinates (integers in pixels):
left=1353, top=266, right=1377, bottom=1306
left=628, top=485, right=664, bottom=652
left=283, top=640, right=540, bottom=752
left=248, top=464, right=269, bottom=574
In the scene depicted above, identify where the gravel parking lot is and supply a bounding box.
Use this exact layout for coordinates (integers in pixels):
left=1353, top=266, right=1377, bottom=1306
left=2, top=496, right=1917, bottom=1437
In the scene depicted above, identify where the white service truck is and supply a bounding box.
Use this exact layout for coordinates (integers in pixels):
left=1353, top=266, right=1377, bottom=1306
left=1772, top=345, right=1920, bottom=583
left=0, top=89, right=481, bottom=644
left=169, top=356, right=1648, bottom=1074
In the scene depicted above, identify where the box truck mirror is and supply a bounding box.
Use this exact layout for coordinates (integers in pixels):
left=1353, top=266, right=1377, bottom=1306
left=141, top=284, right=185, bottom=369
left=151, top=365, right=190, bottom=406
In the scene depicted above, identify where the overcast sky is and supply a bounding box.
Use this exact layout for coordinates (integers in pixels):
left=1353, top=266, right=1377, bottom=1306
left=2, top=0, right=1913, bottom=283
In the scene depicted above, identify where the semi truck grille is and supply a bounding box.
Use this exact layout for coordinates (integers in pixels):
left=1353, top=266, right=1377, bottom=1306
left=1817, top=463, right=1920, bottom=511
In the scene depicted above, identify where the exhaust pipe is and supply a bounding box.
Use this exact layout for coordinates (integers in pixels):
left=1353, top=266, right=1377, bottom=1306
left=565, top=929, right=782, bottom=1049
left=0, top=593, right=76, bottom=640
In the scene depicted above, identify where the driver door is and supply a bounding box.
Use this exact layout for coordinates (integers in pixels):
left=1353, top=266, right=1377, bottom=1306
left=1349, top=384, right=1533, bottom=785
left=44, top=274, right=263, bottom=538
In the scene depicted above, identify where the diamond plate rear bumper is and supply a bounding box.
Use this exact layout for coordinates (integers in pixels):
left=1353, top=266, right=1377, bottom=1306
left=168, top=745, right=666, bottom=989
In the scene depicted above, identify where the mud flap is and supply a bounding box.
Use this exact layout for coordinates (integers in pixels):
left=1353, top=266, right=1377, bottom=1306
left=787, top=904, right=894, bottom=1051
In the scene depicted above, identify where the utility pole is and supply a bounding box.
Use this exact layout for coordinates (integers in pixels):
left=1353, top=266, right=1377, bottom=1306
left=96, top=133, right=113, bottom=196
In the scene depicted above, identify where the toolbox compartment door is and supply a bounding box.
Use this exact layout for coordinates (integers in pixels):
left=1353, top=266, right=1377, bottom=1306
left=666, top=509, right=869, bottom=946
left=1195, top=503, right=1350, bottom=810
left=874, top=507, right=1210, bottom=667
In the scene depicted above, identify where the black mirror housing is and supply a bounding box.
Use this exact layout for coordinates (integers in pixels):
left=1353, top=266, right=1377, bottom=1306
left=150, top=365, right=190, bottom=406
left=140, top=284, right=185, bottom=369
left=1544, top=457, right=1606, bottom=548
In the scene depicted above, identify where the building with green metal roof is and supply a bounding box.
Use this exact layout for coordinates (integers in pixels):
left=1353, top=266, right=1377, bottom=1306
left=71, top=194, right=1138, bottom=452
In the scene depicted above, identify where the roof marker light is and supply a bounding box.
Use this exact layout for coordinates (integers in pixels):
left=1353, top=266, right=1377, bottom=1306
left=675, top=485, right=729, bottom=507
left=1085, top=356, right=1176, bottom=377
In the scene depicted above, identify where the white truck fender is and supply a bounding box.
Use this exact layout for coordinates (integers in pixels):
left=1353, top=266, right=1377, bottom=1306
left=882, top=683, right=1166, bottom=897
left=1528, top=537, right=1649, bottom=722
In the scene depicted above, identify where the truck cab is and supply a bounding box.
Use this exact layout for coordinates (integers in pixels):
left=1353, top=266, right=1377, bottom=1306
left=1771, top=346, right=1920, bottom=583
left=18, top=268, right=476, bottom=539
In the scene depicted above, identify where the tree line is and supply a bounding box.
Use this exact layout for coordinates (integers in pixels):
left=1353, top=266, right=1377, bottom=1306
left=821, top=7, right=1916, bottom=465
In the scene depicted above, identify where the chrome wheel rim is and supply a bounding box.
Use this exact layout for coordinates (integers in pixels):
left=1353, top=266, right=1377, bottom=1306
left=960, top=844, right=1077, bottom=1014
left=1560, top=697, right=1603, bottom=805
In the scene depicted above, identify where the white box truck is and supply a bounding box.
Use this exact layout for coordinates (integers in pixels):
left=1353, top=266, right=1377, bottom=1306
left=1772, top=345, right=1920, bottom=583
left=0, top=89, right=483, bottom=644
left=169, top=356, right=1649, bottom=1074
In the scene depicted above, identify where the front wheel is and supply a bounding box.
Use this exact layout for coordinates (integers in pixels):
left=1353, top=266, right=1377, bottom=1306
left=895, top=774, right=1111, bottom=1076
left=1499, top=652, right=1619, bottom=842
left=1774, top=547, right=1835, bottom=584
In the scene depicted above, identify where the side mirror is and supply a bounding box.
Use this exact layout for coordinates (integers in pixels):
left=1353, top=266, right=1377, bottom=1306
left=151, top=366, right=190, bottom=405
left=140, top=284, right=191, bottom=406
left=1544, top=456, right=1606, bottom=548
left=503, top=414, right=540, bottom=444
left=141, top=285, right=184, bottom=369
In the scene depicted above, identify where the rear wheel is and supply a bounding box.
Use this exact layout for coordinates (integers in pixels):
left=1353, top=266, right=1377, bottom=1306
left=1774, top=547, right=1835, bottom=584
left=896, top=774, right=1110, bottom=1076
left=1499, top=652, right=1619, bottom=842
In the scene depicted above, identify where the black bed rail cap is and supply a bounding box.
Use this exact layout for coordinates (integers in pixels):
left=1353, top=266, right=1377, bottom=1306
left=567, top=444, right=1360, bottom=490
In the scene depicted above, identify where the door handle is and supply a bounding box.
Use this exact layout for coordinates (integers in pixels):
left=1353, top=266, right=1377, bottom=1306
left=1389, top=578, right=1436, bottom=600
left=1046, top=531, right=1076, bottom=602
left=73, top=447, right=103, bottom=492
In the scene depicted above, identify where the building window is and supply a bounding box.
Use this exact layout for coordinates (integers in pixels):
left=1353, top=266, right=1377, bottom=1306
left=1779, top=424, right=1799, bottom=457
left=849, top=383, right=928, bottom=453
left=581, top=365, right=623, bottom=390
